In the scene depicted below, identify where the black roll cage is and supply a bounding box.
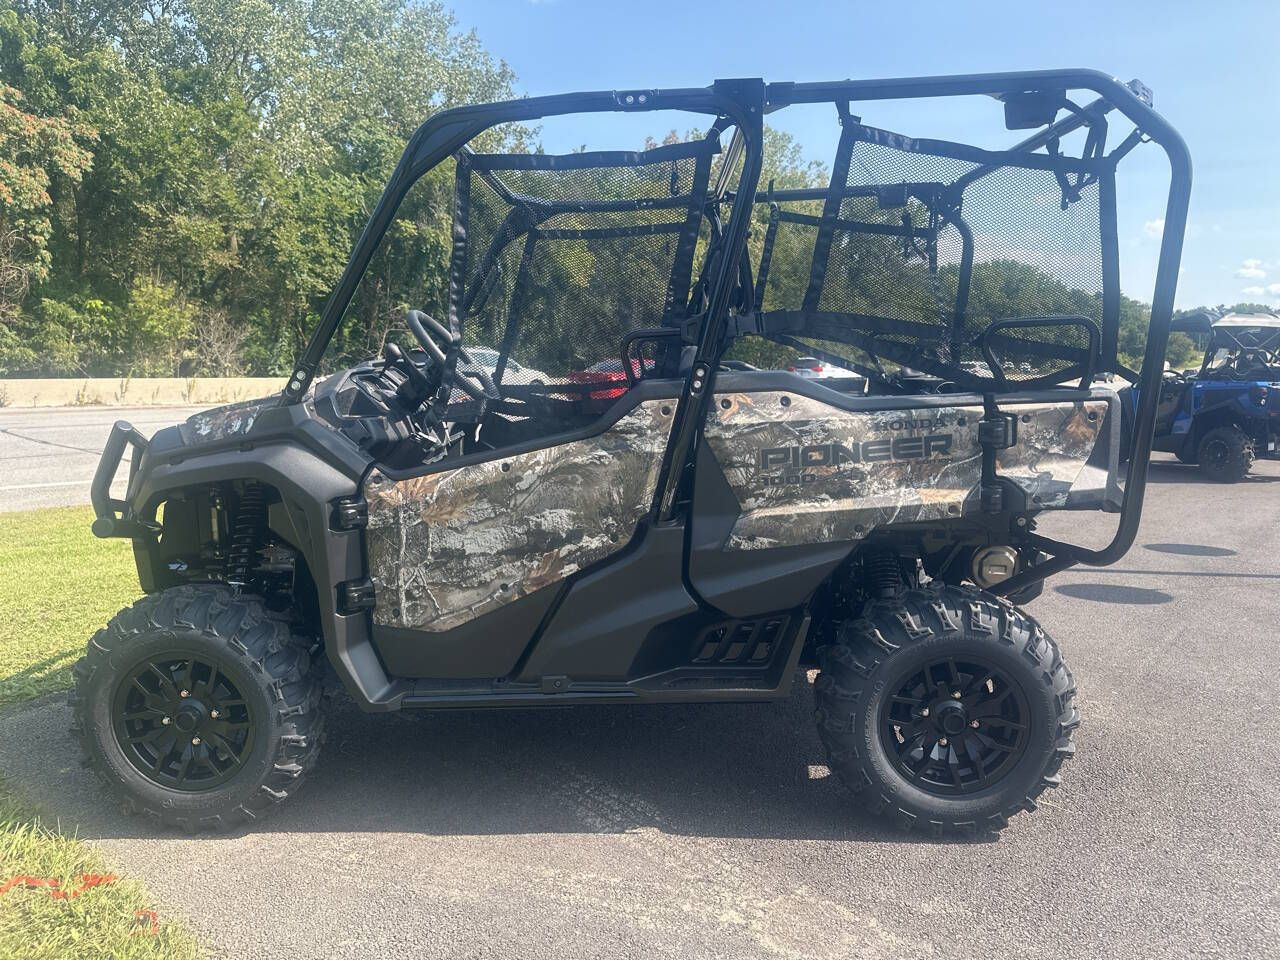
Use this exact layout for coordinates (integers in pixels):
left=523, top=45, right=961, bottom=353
left=1199, top=333, right=1280, bottom=379
left=1170, top=313, right=1280, bottom=376
left=280, top=70, right=1192, bottom=591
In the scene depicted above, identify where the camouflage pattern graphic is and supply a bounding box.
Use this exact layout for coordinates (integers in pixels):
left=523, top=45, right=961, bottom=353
left=704, top=391, right=1108, bottom=550
left=180, top=396, right=274, bottom=445
left=996, top=399, right=1111, bottom=508
left=365, top=400, right=675, bottom=632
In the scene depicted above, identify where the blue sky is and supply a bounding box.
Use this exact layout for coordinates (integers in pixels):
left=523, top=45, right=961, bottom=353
left=451, top=0, right=1279, bottom=311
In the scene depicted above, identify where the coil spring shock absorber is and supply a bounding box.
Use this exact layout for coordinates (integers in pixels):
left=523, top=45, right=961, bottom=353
left=225, top=483, right=266, bottom=589
left=863, top=549, right=902, bottom=601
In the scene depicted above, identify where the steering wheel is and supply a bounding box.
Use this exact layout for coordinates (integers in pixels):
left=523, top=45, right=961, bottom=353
left=404, top=309, right=500, bottom=404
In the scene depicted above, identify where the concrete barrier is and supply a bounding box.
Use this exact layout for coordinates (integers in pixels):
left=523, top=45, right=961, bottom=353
left=0, top=377, right=285, bottom=408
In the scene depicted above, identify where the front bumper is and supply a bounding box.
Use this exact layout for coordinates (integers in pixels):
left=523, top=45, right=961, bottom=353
left=90, top=420, right=155, bottom=538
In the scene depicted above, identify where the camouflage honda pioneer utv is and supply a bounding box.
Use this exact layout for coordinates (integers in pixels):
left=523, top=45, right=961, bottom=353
left=80, top=71, right=1190, bottom=836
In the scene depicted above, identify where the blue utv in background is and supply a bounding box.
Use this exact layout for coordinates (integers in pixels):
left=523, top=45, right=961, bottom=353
left=1146, top=313, right=1280, bottom=481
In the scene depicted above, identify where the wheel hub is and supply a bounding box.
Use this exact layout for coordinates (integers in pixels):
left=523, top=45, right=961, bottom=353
left=112, top=654, right=256, bottom=792
left=173, top=701, right=206, bottom=734
left=933, top=699, right=968, bottom=736
left=879, top=656, right=1031, bottom=797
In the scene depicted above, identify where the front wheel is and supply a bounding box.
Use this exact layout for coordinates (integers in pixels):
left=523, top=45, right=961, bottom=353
left=1197, top=426, right=1253, bottom=482
left=71, top=585, right=324, bottom=832
left=814, top=584, right=1077, bottom=838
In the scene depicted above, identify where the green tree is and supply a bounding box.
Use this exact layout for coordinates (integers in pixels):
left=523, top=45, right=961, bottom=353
left=0, top=0, right=518, bottom=376
left=0, top=80, right=92, bottom=316
left=119, top=276, right=195, bottom=375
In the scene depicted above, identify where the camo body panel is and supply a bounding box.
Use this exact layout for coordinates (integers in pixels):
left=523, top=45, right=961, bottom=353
left=997, top=399, right=1111, bottom=507
left=179, top=396, right=275, bottom=444
left=364, top=400, right=674, bottom=632
left=704, top=391, right=1108, bottom=550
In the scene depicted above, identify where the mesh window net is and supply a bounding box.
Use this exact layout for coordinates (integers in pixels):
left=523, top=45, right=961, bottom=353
left=446, top=132, right=725, bottom=428
left=752, top=114, right=1116, bottom=391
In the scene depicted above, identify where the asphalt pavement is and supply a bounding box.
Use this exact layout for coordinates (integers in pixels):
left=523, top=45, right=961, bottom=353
left=0, top=406, right=207, bottom=512
left=0, top=454, right=1277, bottom=959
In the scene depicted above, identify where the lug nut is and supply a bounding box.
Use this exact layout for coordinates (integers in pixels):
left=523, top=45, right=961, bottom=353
left=180, top=689, right=190, bottom=698
left=210, top=709, right=220, bottom=719
left=970, top=720, right=980, bottom=728
left=161, top=717, right=171, bottom=725
left=920, top=707, right=930, bottom=717
left=952, top=691, right=962, bottom=699
left=939, top=738, right=949, bottom=747
left=191, top=737, right=201, bottom=745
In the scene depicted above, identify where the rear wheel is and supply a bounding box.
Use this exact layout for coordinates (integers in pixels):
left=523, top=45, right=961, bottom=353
left=71, top=585, right=324, bottom=832
left=814, top=584, right=1077, bottom=838
left=1197, top=426, right=1253, bottom=482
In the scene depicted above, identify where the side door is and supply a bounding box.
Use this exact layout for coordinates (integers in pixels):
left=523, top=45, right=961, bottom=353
left=357, top=125, right=735, bottom=680
left=1154, top=374, right=1188, bottom=435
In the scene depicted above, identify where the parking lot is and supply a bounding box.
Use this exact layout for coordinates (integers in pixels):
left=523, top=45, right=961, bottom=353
left=0, top=454, right=1275, bottom=959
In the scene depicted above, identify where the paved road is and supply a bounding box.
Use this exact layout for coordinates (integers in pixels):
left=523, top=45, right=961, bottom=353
left=0, top=456, right=1278, bottom=959
left=0, top=406, right=206, bottom=512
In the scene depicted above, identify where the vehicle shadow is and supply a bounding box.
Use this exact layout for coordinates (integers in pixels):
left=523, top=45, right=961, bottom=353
left=5, top=681, right=979, bottom=847
left=1144, top=460, right=1280, bottom=484
left=0, top=649, right=78, bottom=704
left=1143, top=543, right=1236, bottom=557
left=1053, top=582, right=1174, bottom=604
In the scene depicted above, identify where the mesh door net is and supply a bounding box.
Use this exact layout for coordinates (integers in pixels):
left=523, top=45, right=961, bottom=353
left=448, top=131, right=721, bottom=428
left=753, top=115, right=1116, bottom=391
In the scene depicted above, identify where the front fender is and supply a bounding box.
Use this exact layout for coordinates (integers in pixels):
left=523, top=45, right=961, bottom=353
left=130, top=441, right=395, bottom=708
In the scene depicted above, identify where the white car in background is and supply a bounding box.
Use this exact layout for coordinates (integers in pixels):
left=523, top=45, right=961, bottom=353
left=788, top=356, right=843, bottom=379
left=443, top=346, right=553, bottom=402
left=460, top=347, right=551, bottom=387
left=786, top=355, right=868, bottom=393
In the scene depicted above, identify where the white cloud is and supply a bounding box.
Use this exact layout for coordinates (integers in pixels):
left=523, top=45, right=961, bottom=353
left=1241, top=283, right=1280, bottom=298
left=1142, top=218, right=1164, bottom=239
left=1235, top=258, right=1266, bottom=280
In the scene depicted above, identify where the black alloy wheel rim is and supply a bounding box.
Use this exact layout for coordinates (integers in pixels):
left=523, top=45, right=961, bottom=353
left=879, top=655, right=1031, bottom=796
left=1202, top=439, right=1229, bottom=468
left=112, top=652, right=257, bottom=791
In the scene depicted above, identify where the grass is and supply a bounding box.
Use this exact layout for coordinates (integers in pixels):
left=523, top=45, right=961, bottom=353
left=0, top=507, right=140, bottom=707
left=0, top=784, right=200, bottom=960
left=1, top=507, right=200, bottom=957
